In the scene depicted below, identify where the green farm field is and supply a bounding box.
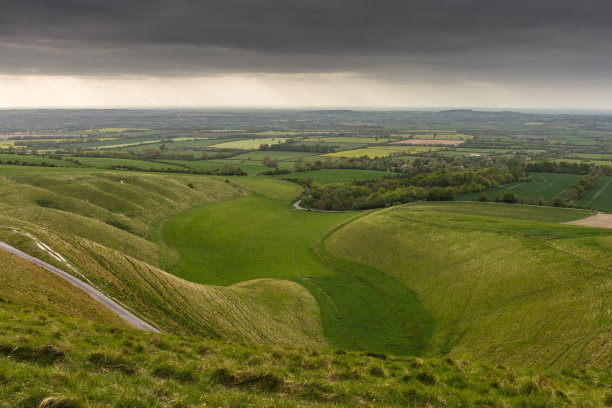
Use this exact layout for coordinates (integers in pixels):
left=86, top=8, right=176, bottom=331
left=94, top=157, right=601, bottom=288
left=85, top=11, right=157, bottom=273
left=576, top=176, right=612, bottom=212
left=459, top=172, right=583, bottom=201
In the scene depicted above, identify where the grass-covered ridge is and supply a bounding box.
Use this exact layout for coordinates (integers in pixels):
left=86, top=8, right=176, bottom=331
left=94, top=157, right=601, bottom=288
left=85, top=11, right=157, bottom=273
left=326, top=201, right=612, bottom=368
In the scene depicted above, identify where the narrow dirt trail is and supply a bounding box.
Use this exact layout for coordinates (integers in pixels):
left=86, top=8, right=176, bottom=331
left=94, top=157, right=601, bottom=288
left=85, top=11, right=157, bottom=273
left=0, top=241, right=160, bottom=332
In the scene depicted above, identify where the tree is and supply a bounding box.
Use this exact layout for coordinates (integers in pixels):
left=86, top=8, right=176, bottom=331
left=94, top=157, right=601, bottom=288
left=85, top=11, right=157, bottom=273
left=263, top=156, right=278, bottom=168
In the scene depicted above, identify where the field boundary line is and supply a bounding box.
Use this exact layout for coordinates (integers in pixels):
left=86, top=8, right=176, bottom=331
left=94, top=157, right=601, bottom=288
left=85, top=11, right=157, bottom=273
left=588, top=180, right=610, bottom=203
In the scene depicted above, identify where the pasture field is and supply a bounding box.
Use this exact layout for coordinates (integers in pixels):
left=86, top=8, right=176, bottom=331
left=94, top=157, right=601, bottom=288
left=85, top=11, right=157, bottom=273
left=276, top=169, right=393, bottom=184
left=326, top=201, right=612, bottom=367
left=210, top=138, right=289, bottom=150
left=458, top=172, right=583, bottom=201
left=323, top=145, right=444, bottom=158
left=576, top=176, right=612, bottom=212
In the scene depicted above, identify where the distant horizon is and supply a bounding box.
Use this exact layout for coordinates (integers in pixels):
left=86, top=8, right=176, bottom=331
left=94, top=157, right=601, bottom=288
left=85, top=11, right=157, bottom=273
left=2, top=106, right=612, bottom=115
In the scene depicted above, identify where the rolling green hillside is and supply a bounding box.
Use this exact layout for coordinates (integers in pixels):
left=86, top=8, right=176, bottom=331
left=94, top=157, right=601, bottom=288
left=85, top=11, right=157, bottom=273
left=325, top=202, right=612, bottom=368
left=161, top=180, right=436, bottom=355
left=0, top=170, right=326, bottom=348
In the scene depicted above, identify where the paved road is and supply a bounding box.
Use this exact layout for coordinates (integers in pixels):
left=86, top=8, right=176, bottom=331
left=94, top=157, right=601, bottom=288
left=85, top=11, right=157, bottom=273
left=0, top=241, right=160, bottom=332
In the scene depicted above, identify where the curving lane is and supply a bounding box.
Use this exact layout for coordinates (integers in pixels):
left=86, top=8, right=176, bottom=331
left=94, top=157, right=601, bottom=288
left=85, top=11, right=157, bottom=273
left=0, top=241, right=160, bottom=332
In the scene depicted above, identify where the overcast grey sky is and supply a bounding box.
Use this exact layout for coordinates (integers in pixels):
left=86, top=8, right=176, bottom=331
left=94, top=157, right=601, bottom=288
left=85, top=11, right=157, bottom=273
left=2, top=0, right=612, bottom=109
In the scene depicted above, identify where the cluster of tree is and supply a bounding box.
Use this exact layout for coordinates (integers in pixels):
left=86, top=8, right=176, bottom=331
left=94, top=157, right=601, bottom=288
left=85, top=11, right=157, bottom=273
left=0, top=160, right=59, bottom=167
left=299, top=167, right=518, bottom=211
left=262, top=156, right=278, bottom=167
left=68, top=149, right=235, bottom=162
left=100, top=164, right=247, bottom=176
left=564, top=174, right=598, bottom=201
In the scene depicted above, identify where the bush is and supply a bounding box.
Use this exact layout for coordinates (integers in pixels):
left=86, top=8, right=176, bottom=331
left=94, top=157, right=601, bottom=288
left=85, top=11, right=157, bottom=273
left=502, top=192, right=518, bottom=203
left=477, top=191, right=489, bottom=202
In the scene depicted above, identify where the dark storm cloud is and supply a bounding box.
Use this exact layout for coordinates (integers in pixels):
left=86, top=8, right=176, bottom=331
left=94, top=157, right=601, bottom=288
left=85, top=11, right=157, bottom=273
left=2, top=0, right=612, bottom=78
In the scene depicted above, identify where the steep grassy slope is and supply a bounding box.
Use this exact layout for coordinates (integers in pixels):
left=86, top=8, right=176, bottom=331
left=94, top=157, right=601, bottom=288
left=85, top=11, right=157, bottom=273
left=0, top=170, right=327, bottom=347
left=326, top=202, right=612, bottom=368
left=2, top=298, right=611, bottom=408
left=0, top=248, right=127, bottom=327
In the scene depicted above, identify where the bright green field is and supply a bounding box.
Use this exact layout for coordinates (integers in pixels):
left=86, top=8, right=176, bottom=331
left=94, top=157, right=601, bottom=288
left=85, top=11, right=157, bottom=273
left=275, top=169, right=394, bottom=184
left=575, top=176, right=612, bottom=212
left=459, top=172, right=583, bottom=201
left=326, top=202, right=612, bottom=367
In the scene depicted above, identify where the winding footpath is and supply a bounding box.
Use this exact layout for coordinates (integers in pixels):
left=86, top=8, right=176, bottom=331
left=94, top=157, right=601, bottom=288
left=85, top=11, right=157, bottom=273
left=0, top=241, right=160, bottom=332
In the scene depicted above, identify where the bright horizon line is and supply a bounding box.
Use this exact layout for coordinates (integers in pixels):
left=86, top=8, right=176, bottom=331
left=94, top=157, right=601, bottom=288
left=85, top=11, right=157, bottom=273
left=2, top=106, right=612, bottom=115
